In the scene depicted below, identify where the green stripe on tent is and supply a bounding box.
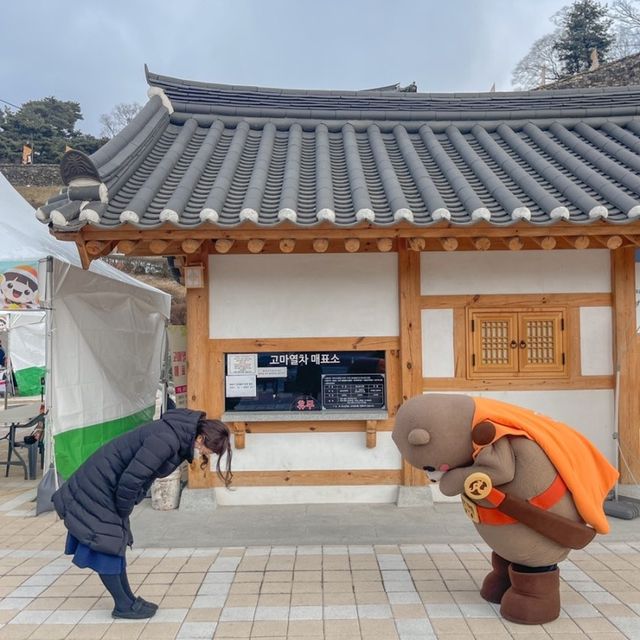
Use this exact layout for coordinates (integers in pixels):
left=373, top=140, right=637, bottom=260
left=54, top=406, right=156, bottom=479
left=14, top=366, right=45, bottom=397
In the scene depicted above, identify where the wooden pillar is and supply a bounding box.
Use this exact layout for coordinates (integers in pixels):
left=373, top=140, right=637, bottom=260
left=186, top=251, right=214, bottom=488
left=398, top=239, right=426, bottom=487
left=611, top=248, right=640, bottom=483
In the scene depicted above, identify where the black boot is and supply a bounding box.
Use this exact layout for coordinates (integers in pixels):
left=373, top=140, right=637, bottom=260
left=99, top=573, right=156, bottom=619
left=120, top=570, right=158, bottom=611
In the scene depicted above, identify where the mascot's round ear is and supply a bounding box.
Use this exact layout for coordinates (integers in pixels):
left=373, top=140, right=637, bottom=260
left=408, top=428, right=431, bottom=446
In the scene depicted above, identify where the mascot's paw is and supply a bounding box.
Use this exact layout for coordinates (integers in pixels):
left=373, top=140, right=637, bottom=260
left=480, top=552, right=511, bottom=604
left=500, top=566, right=560, bottom=625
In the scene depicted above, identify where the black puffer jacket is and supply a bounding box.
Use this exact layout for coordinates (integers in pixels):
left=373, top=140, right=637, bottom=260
left=53, top=409, right=203, bottom=556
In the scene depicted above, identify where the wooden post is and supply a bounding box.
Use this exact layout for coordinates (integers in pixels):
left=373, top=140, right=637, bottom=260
left=186, top=252, right=213, bottom=488
left=366, top=420, right=377, bottom=448
left=232, top=423, right=246, bottom=449
left=611, top=248, right=640, bottom=483
left=398, top=239, right=426, bottom=487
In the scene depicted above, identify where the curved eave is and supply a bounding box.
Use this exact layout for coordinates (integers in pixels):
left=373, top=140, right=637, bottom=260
left=49, top=216, right=640, bottom=236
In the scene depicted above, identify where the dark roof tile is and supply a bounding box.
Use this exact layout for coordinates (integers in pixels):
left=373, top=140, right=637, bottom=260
left=39, top=69, right=640, bottom=231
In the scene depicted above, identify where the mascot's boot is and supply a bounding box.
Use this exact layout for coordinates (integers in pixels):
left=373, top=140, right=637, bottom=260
left=500, top=565, right=561, bottom=625
left=480, top=552, right=511, bottom=604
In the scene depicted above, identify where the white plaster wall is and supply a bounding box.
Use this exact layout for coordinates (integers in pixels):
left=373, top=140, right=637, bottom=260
left=421, top=250, right=611, bottom=295
left=215, top=485, right=399, bottom=505
left=228, top=431, right=401, bottom=471
left=421, top=309, right=455, bottom=377
left=465, top=390, right=615, bottom=464
left=580, top=307, right=614, bottom=376
left=210, top=254, right=399, bottom=338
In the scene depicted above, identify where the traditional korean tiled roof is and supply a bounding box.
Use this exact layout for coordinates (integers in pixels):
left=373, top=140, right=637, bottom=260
left=38, top=66, right=640, bottom=231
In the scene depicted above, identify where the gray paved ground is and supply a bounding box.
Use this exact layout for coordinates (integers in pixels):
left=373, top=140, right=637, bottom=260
left=131, top=501, right=640, bottom=548
left=2, top=433, right=640, bottom=639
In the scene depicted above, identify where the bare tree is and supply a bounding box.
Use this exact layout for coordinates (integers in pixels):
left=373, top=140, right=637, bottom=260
left=512, top=31, right=564, bottom=89
left=99, top=103, right=142, bottom=138
left=610, top=0, right=640, bottom=56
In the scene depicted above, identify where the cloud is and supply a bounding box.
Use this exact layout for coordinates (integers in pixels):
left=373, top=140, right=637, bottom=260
left=0, top=0, right=569, bottom=135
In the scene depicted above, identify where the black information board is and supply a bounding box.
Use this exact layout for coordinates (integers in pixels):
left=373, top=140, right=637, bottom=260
left=321, top=374, right=386, bottom=410
left=224, top=350, right=386, bottom=413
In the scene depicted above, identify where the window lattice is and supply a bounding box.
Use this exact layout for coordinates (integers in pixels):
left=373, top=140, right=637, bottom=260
left=480, top=321, right=511, bottom=365
left=525, top=319, right=556, bottom=364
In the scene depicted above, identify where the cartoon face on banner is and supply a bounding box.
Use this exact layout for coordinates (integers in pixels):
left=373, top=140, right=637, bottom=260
left=0, top=263, right=40, bottom=310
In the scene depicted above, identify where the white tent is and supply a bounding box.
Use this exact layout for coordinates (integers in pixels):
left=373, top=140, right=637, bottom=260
left=0, top=172, right=170, bottom=481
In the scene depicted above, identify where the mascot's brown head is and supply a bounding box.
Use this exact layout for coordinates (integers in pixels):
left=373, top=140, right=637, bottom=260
left=392, top=394, right=476, bottom=480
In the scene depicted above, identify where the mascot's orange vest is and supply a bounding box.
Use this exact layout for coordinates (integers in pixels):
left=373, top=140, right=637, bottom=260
left=471, top=397, right=618, bottom=534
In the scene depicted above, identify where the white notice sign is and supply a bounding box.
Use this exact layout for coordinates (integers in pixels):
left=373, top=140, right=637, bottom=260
left=257, top=367, right=288, bottom=378
left=227, top=353, right=258, bottom=375
left=226, top=375, right=257, bottom=397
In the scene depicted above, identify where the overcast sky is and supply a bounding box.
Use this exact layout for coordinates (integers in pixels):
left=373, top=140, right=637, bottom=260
left=1, top=0, right=571, bottom=136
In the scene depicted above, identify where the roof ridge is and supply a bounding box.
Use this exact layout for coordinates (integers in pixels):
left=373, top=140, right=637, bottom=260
left=145, top=66, right=640, bottom=100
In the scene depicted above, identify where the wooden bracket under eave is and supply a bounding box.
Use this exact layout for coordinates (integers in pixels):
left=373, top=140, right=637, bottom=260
left=77, top=242, right=92, bottom=269
left=366, top=420, right=377, bottom=448
left=232, top=423, right=246, bottom=449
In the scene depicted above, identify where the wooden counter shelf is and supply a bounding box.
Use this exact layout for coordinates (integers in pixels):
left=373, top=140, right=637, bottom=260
left=221, top=410, right=389, bottom=449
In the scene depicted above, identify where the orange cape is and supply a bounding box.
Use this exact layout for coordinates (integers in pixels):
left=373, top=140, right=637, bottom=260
left=472, top=397, right=618, bottom=534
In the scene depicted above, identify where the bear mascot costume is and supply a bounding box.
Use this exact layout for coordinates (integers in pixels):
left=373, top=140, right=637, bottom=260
left=392, top=394, right=618, bottom=625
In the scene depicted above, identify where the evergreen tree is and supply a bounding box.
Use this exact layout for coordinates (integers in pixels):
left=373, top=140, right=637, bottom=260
left=0, top=97, right=107, bottom=164
left=555, top=0, right=615, bottom=74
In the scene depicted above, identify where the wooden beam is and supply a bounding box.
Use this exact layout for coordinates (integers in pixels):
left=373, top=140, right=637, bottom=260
left=117, top=240, right=139, bottom=255
left=441, top=237, right=459, bottom=252
left=68, top=219, right=640, bottom=243
left=149, top=239, right=170, bottom=254
left=182, top=239, right=203, bottom=254
left=398, top=239, right=426, bottom=487
left=85, top=240, right=109, bottom=256
left=408, top=237, right=426, bottom=252
left=215, top=238, right=234, bottom=254
left=210, top=336, right=399, bottom=353
left=313, top=238, right=329, bottom=253
left=505, top=237, right=524, bottom=251
left=541, top=236, right=557, bottom=250
left=344, top=238, right=360, bottom=253
left=622, top=235, right=640, bottom=247
left=279, top=238, right=296, bottom=253
left=606, top=235, right=623, bottom=250
left=421, top=292, right=612, bottom=309
left=473, top=237, right=491, bottom=251
left=573, top=235, right=590, bottom=250
left=200, top=469, right=403, bottom=488
left=423, top=375, right=614, bottom=391
left=377, top=238, right=393, bottom=252
left=247, top=238, right=265, bottom=254
left=611, top=248, right=640, bottom=483
left=77, top=242, right=91, bottom=269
